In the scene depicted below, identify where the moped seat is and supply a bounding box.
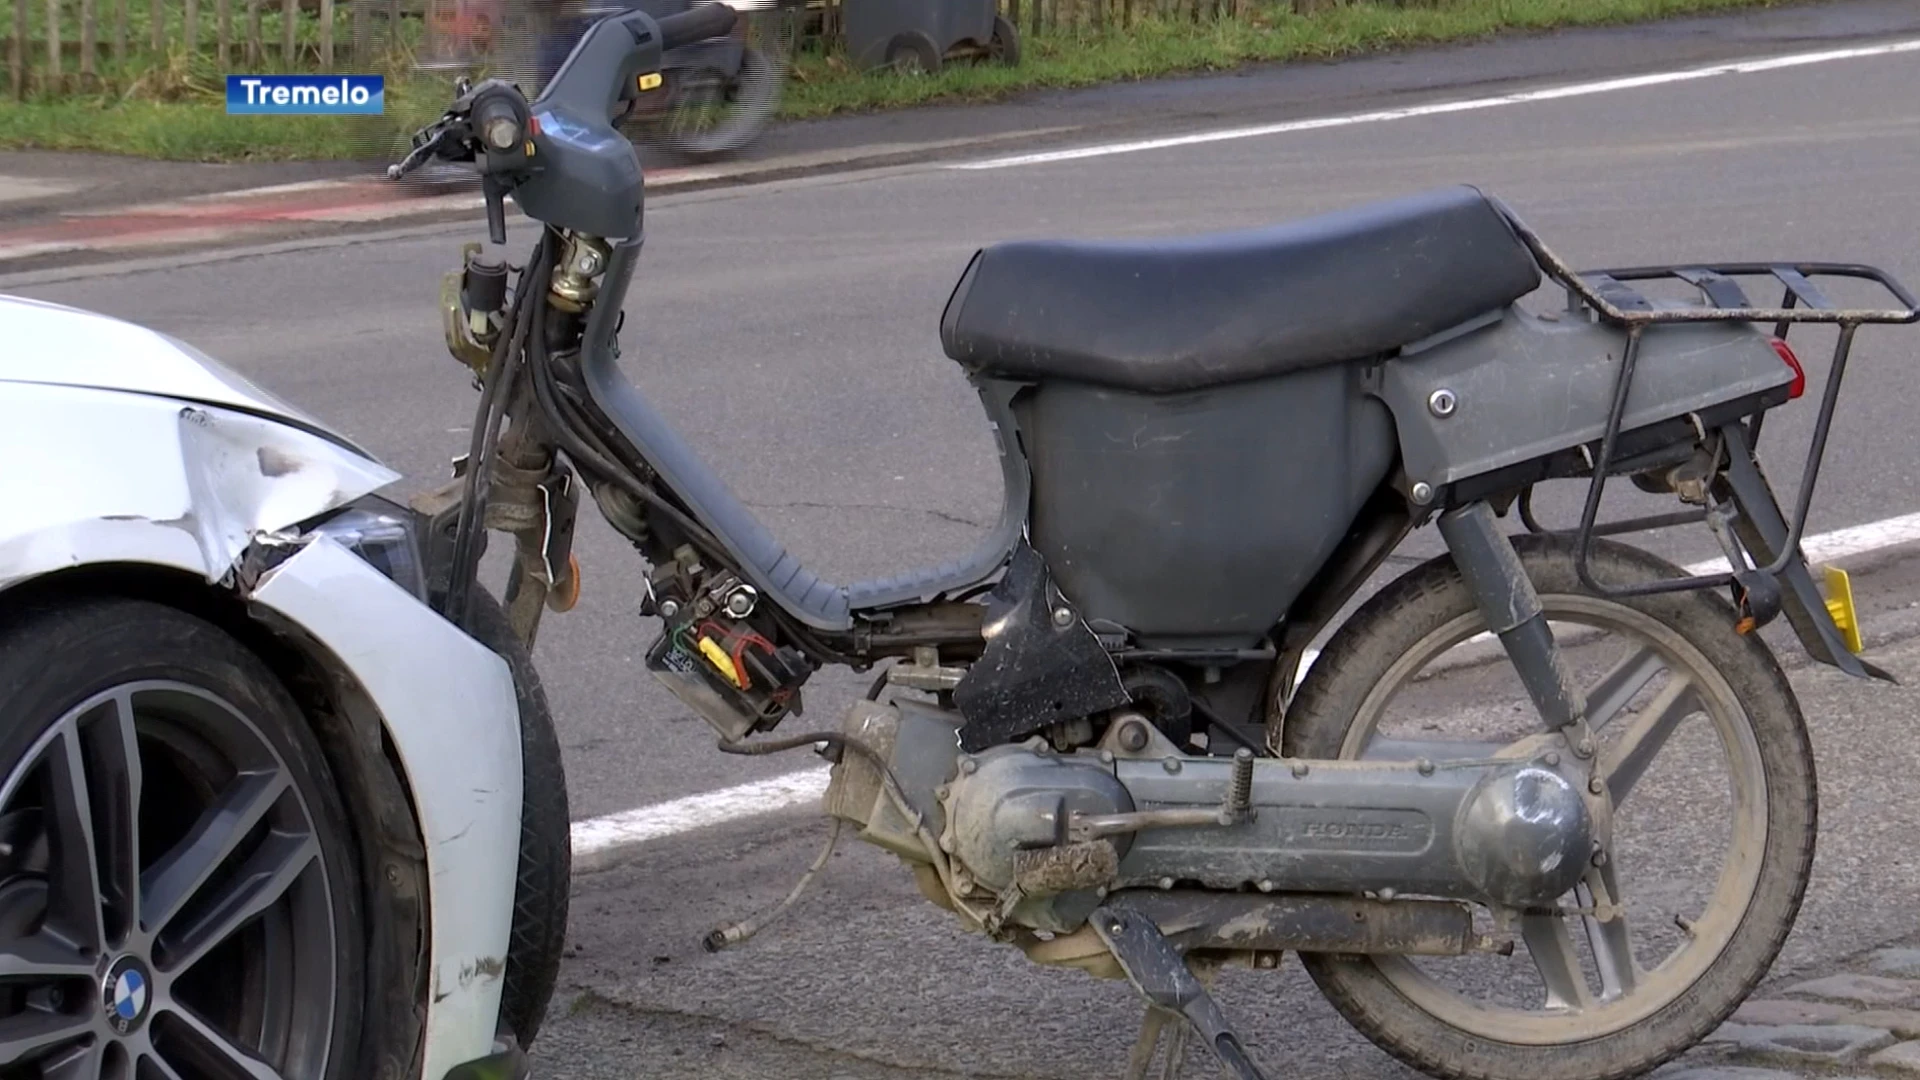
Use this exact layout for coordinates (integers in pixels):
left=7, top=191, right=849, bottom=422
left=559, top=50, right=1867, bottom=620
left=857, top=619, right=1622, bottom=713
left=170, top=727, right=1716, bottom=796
left=940, top=185, right=1542, bottom=394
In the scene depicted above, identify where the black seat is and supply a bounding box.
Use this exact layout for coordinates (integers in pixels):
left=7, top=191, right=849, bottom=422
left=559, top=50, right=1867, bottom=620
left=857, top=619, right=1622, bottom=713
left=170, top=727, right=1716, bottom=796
left=939, top=185, right=1543, bottom=394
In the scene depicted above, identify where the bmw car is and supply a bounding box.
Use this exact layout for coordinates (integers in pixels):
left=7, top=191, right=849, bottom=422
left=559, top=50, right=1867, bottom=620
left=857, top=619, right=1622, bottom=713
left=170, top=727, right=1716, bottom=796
left=0, top=293, right=572, bottom=1080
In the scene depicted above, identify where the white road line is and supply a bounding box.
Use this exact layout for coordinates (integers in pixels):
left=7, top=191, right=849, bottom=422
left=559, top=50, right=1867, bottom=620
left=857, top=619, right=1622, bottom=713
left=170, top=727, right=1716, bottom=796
left=0, top=241, right=87, bottom=262
left=951, top=37, right=1920, bottom=171
left=178, top=177, right=360, bottom=201
left=1703, top=508, right=1920, bottom=572
left=568, top=508, right=1920, bottom=867
left=571, top=768, right=832, bottom=869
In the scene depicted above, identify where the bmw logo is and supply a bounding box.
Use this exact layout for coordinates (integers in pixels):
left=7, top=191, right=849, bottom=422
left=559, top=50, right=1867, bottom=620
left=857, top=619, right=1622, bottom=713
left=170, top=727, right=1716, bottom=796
left=101, top=957, right=152, bottom=1035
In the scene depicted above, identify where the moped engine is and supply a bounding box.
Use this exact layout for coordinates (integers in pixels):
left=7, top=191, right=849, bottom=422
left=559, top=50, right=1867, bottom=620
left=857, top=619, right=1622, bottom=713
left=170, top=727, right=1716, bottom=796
left=824, top=697, right=1599, bottom=942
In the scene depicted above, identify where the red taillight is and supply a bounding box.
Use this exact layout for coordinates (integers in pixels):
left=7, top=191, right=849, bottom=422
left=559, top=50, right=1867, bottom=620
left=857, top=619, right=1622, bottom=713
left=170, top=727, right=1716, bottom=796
left=1770, top=337, right=1806, bottom=400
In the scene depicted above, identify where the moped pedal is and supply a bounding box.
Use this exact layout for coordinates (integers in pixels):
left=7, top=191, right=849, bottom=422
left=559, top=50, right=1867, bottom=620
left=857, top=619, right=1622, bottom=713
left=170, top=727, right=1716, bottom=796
left=1090, top=904, right=1271, bottom=1080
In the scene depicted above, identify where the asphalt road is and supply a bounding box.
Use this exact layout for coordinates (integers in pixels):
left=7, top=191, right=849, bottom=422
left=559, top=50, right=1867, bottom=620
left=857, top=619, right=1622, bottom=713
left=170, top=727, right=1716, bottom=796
left=11, top=12, right=1920, bottom=1078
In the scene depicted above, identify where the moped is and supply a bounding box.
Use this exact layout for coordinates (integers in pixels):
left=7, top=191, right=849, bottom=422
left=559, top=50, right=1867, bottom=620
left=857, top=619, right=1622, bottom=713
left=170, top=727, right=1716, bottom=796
left=389, top=6, right=1920, bottom=1076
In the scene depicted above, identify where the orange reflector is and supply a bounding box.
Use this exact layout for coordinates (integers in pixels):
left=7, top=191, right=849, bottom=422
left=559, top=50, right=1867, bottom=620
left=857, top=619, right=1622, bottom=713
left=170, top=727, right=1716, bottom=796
left=547, top=552, right=583, bottom=614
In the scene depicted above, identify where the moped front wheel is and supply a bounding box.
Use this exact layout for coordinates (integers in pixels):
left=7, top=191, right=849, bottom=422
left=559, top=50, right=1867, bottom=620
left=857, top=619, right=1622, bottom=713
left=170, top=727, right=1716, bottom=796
left=1276, top=535, right=1816, bottom=1080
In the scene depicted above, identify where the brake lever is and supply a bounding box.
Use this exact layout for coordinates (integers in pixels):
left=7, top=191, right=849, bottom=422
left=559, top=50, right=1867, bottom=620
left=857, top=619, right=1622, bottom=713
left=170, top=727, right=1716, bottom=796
left=385, top=140, right=437, bottom=181
left=385, top=114, right=473, bottom=180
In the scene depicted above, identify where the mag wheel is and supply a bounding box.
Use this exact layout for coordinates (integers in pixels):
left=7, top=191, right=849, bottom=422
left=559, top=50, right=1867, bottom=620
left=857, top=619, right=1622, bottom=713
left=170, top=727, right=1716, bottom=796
left=1277, top=536, right=1816, bottom=1080
left=0, top=599, right=363, bottom=1080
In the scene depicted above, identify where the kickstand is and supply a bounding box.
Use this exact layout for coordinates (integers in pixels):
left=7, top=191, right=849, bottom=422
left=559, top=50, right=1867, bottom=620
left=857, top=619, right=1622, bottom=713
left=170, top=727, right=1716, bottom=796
left=1124, top=1005, right=1191, bottom=1080
left=1092, top=904, right=1271, bottom=1080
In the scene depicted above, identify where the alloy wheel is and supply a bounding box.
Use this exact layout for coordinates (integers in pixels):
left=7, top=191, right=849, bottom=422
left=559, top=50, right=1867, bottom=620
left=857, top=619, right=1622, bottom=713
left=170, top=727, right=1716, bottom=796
left=0, top=681, right=337, bottom=1080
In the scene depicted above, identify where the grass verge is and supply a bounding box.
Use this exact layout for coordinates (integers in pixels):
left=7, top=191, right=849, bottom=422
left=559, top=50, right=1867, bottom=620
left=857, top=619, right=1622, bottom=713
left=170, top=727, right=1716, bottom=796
left=1, top=0, right=1814, bottom=162
left=782, top=0, right=1813, bottom=117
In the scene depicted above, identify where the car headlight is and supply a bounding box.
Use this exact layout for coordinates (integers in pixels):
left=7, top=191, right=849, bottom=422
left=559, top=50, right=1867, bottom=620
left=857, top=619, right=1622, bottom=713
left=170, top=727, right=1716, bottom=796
left=303, top=495, right=429, bottom=601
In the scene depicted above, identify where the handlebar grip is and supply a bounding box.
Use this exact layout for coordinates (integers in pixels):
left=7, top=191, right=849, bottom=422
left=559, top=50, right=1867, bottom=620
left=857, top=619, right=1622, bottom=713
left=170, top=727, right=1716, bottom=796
left=657, top=3, right=738, bottom=51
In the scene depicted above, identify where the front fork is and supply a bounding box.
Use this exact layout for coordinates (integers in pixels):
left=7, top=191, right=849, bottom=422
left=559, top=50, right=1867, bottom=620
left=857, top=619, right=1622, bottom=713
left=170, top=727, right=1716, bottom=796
left=415, top=240, right=586, bottom=650
left=413, top=427, right=581, bottom=649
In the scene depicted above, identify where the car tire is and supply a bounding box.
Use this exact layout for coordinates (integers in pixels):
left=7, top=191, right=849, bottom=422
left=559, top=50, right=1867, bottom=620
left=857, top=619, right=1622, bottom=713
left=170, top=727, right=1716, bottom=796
left=0, top=597, right=368, bottom=1079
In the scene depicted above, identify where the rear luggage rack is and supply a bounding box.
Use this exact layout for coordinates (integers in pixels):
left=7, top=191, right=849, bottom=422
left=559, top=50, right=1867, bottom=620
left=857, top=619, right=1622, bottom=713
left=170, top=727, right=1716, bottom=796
left=1499, top=214, right=1920, bottom=601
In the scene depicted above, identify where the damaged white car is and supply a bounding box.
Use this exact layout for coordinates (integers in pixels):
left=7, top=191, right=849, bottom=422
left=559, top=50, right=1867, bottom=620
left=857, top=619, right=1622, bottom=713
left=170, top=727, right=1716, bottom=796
left=0, top=294, right=571, bottom=1080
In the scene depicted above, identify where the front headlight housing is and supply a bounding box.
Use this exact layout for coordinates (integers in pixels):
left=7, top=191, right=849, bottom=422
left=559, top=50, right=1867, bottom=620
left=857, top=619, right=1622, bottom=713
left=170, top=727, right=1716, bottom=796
left=303, top=495, right=429, bottom=601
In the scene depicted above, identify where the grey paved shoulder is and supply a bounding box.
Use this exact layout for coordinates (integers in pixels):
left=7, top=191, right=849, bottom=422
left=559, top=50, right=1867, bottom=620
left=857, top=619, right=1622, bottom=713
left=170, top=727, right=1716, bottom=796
left=1663, top=942, right=1920, bottom=1080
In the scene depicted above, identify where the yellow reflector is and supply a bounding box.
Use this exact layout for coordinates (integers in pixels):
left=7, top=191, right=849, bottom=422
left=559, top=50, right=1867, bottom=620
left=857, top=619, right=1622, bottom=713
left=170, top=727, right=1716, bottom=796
left=637, top=72, right=664, bottom=91
left=1822, top=565, right=1864, bottom=654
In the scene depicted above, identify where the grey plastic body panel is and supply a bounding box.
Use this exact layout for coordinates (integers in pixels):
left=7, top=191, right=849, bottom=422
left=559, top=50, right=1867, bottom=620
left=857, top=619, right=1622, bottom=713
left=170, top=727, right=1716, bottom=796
left=575, top=237, right=1030, bottom=629
left=1379, top=305, right=1796, bottom=490
left=1016, top=366, right=1395, bottom=648
left=512, top=13, right=660, bottom=239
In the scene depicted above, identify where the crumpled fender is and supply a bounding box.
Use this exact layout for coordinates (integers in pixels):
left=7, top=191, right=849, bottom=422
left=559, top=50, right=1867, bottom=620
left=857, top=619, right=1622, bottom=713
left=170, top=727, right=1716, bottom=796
left=249, top=538, right=522, bottom=1080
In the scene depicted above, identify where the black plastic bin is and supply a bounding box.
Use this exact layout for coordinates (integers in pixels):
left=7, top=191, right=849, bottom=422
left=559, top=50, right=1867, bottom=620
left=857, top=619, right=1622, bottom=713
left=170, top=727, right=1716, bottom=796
left=842, top=0, right=1019, bottom=73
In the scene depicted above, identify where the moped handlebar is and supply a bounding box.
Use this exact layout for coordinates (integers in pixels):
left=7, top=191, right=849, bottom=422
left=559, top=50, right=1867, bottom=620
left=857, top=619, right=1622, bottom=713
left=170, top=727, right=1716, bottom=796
left=391, top=4, right=740, bottom=234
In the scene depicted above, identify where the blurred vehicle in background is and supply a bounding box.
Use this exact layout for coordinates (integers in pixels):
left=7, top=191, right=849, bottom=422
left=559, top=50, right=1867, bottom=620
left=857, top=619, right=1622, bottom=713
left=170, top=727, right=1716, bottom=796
left=418, top=0, right=797, bottom=162
left=552, top=0, right=796, bottom=159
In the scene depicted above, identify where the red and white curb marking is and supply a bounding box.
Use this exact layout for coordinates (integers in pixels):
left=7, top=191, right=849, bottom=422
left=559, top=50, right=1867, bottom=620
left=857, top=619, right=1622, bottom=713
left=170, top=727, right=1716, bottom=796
left=0, top=166, right=719, bottom=264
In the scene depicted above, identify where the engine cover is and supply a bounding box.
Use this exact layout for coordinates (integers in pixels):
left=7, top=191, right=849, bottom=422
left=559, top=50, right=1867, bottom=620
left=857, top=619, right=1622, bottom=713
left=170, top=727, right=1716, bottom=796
left=943, top=746, right=1135, bottom=894
left=823, top=697, right=1597, bottom=942
left=1110, top=752, right=1593, bottom=907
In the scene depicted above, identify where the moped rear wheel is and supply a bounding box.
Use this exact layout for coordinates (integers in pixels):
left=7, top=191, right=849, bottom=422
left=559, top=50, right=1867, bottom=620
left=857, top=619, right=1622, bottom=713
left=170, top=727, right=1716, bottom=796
left=1276, top=535, right=1816, bottom=1080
